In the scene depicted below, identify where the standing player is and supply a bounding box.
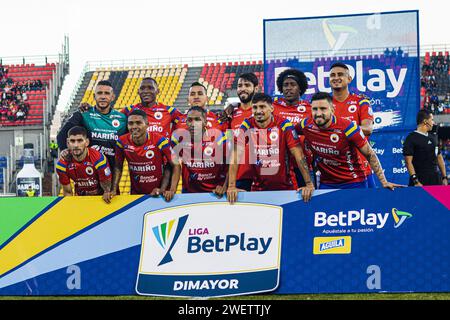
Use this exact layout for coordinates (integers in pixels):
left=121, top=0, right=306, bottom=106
left=121, top=77, right=182, bottom=137
left=56, top=126, right=112, bottom=203
left=273, top=68, right=313, bottom=188
left=225, top=73, right=259, bottom=191
left=171, top=107, right=228, bottom=196
left=296, top=92, right=402, bottom=190
left=110, top=109, right=181, bottom=202
left=329, top=62, right=376, bottom=187
left=173, top=82, right=227, bottom=133
left=57, top=80, right=127, bottom=171
left=226, top=93, right=314, bottom=204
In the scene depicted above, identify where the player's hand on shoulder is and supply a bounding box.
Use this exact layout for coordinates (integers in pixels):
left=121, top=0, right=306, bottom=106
left=78, top=102, right=91, bottom=113
left=59, top=148, right=72, bottom=162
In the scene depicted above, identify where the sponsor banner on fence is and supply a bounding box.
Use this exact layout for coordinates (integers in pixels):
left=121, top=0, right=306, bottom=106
left=136, top=203, right=282, bottom=297
left=0, top=187, right=448, bottom=296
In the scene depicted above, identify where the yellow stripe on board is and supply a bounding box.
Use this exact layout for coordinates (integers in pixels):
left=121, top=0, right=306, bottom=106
left=0, top=195, right=143, bottom=276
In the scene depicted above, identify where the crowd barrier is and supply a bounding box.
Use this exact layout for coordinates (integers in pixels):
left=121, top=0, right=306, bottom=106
left=0, top=186, right=448, bottom=297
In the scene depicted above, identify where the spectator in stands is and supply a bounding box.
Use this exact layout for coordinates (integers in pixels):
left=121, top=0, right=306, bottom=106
left=384, top=48, right=390, bottom=56
left=397, top=47, right=403, bottom=58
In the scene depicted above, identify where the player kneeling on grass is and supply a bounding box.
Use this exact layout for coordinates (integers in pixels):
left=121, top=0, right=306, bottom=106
left=296, top=92, right=404, bottom=190
left=56, top=126, right=113, bottom=203
left=171, top=106, right=228, bottom=197
left=226, top=93, right=315, bottom=204
left=108, top=109, right=181, bottom=202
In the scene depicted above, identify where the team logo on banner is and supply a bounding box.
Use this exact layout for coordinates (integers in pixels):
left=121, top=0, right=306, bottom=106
left=136, top=203, right=282, bottom=298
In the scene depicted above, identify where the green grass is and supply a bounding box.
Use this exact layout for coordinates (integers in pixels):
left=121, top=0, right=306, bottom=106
left=1, top=293, right=450, bottom=300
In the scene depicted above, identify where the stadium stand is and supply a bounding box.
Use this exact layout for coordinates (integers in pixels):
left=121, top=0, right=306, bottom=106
left=421, top=51, right=450, bottom=115
left=58, top=48, right=450, bottom=195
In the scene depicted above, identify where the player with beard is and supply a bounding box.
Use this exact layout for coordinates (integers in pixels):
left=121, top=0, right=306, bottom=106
left=226, top=93, right=314, bottom=204
left=296, top=92, right=402, bottom=190
left=57, top=80, right=127, bottom=171
left=224, top=73, right=259, bottom=191
left=171, top=107, right=228, bottom=195
left=56, top=126, right=113, bottom=203
left=329, top=62, right=376, bottom=187
left=110, top=109, right=181, bottom=202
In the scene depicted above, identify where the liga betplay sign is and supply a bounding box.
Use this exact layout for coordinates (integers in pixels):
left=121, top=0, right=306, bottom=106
left=136, top=203, right=283, bottom=297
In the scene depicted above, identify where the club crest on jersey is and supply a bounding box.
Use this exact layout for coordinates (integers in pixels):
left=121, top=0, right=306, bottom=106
left=154, top=112, right=163, bottom=120
left=104, top=167, right=111, bottom=177
left=348, top=105, right=357, bottom=113
left=330, top=133, right=340, bottom=143
left=86, top=166, right=94, bottom=175
left=204, top=146, right=214, bottom=156
left=269, top=131, right=279, bottom=142
left=146, top=150, right=155, bottom=159
left=112, top=119, right=120, bottom=128
left=297, top=105, right=306, bottom=113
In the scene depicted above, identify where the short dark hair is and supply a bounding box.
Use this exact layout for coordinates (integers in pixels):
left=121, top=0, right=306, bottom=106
left=190, top=81, right=207, bottom=92
left=187, top=106, right=207, bottom=117
left=238, top=73, right=258, bottom=87
left=276, top=68, right=308, bottom=95
left=68, top=126, right=88, bottom=138
left=311, top=92, right=333, bottom=105
left=96, top=80, right=113, bottom=88
left=141, top=77, right=158, bottom=86
left=128, top=109, right=148, bottom=122
left=252, top=92, right=273, bottom=105
left=417, top=109, right=432, bottom=125
left=330, top=62, right=349, bottom=71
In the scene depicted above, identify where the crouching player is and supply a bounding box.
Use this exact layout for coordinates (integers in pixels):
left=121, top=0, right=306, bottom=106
left=56, top=126, right=112, bottom=203
left=226, top=93, right=314, bottom=203
left=171, top=106, right=228, bottom=197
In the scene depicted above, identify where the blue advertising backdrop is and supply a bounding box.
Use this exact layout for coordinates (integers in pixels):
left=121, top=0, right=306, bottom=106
left=263, top=11, right=420, bottom=184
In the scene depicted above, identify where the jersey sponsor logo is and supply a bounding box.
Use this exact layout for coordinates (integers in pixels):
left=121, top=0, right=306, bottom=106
left=146, top=150, right=155, bottom=159
left=269, top=131, right=279, bottom=142
left=91, top=132, right=119, bottom=140
left=154, top=112, right=163, bottom=120
left=348, top=105, right=357, bottom=113
left=148, top=125, right=163, bottom=133
left=112, top=119, right=120, bottom=128
left=129, top=164, right=157, bottom=172
left=85, top=167, right=94, bottom=175
left=330, top=133, right=340, bottom=143
left=297, top=105, right=306, bottom=113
